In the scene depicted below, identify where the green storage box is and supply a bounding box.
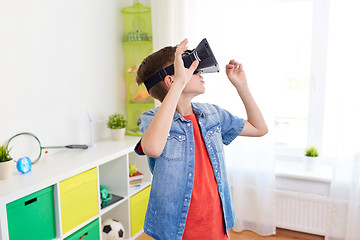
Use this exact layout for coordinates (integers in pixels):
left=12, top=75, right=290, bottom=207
left=6, top=186, right=56, bottom=240
left=65, top=219, right=99, bottom=240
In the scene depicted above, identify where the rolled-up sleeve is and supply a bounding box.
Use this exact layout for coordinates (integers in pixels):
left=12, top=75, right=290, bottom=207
left=213, top=105, right=245, bottom=145
left=133, top=108, right=157, bottom=155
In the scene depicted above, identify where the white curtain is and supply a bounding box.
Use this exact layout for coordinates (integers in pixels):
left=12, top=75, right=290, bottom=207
left=344, top=155, right=360, bottom=239
left=226, top=137, right=275, bottom=235
left=151, top=0, right=277, bottom=235
left=324, top=0, right=360, bottom=239
left=150, top=0, right=360, bottom=237
left=150, top=0, right=186, bottom=51
left=327, top=154, right=360, bottom=240
left=150, top=0, right=187, bottom=107
left=184, top=0, right=277, bottom=235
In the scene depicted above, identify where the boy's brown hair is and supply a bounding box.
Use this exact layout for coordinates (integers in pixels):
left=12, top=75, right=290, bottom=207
left=136, top=46, right=176, bottom=102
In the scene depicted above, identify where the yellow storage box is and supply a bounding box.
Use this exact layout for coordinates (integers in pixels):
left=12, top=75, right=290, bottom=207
left=130, top=186, right=151, bottom=236
left=60, top=168, right=99, bottom=234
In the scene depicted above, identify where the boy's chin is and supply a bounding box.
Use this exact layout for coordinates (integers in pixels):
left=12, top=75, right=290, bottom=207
left=183, top=86, right=206, bottom=97
left=194, top=88, right=206, bottom=96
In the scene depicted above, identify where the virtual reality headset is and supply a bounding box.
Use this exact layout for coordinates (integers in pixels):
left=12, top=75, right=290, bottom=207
left=144, top=38, right=219, bottom=92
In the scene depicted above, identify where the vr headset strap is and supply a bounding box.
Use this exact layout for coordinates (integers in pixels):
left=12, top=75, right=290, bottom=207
left=144, top=52, right=200, bottom=92
left=144, top=65, right=175, bottom=92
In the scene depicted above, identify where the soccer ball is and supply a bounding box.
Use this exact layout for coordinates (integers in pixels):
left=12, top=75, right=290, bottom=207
left=102, top=218, right=125, bottom=240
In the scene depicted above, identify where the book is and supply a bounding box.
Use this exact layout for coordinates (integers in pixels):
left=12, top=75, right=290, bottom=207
left=129, top=179, right=142, bottom=185
left=129, top=179, right=143, bottom=187
left=129, top=171, right=144, bottom=181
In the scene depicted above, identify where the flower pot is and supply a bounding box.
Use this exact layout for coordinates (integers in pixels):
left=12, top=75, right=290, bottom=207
left=110, top=128, right=126, bottom=141
left=303, top=156, right=319, bottom=171
left=0, top=160, right=14, bottom=180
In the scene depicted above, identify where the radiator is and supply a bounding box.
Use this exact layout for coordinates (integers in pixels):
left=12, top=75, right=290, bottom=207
left=276, top=190, right=330, bottom=236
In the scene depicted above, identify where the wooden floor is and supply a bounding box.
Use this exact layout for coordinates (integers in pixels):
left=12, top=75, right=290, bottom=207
left=136, top=228, right=324, bottom=240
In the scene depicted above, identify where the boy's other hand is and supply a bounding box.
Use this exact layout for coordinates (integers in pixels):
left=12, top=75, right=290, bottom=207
left=173, top=39, right=199, bottom=88
left=225, top=60, right=247, bottom=88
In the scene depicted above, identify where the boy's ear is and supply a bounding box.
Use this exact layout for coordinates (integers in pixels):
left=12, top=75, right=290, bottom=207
left=164, top=75, right=173, bottom=88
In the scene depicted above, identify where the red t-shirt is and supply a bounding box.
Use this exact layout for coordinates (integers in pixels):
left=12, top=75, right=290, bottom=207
left=182, top=113, right=228, bottom=240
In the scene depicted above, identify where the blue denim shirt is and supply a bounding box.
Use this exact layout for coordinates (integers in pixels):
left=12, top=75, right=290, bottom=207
left=134, top=102, right=245, bottom=240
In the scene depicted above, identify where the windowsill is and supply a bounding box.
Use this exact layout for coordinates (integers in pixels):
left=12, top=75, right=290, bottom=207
left=275, top=157, right=333, bottom=183
left=274, top=157, right=334, bottom=196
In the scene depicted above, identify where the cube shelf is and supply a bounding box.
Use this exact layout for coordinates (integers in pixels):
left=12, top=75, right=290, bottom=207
left=0, top=136, right=152, bottom=240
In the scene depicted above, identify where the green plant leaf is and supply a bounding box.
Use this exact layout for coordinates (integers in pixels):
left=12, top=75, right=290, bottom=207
left=107, top=113, right=128, bottom=129
left=305, top=145, right=319, bottom=157
left=0, top=142, right=12, bottom=162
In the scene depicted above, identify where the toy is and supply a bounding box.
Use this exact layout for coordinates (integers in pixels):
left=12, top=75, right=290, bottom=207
left=7, top=132, right=88, bottom=163
left=131, top=90, right=151, bottom=102
left=87, top=112, right=103, bottom=148
left=127, top=65, right=138, bottom=73
left=16, top=157, right=32, bottom=174
left=102, top=218, right=125, bottom=240
left=100, top=185, right=113, bottom=208
left=129, top=163, right=137, bottom=177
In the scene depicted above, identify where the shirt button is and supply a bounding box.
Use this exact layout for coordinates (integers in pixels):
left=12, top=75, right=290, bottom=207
left=208, top=145, right=211, bottom=148
left=215, top=169, right=218, bottom=173
left=189, top=173, right=192, bottom=177
left=210, top=131, right=213, bottom=134
left=190, top=147, right=193, bottom=151
left=185, top=198, right=188, bottom=201
left=180, top=225, right=183, bottom=228
left=179, top=136, right=181, bottom=138
left=187, top=123, right=191, bottom=126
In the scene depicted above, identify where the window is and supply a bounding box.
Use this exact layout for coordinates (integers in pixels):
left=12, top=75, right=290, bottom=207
left=185, top=0, right=330, bottom=160
left=272, top=1, right=313, bottom=149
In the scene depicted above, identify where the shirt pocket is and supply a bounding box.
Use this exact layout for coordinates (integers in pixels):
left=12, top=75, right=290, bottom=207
left=160, top=131, right=186, bottom=161
left=206, top=123, right=223, bottom=152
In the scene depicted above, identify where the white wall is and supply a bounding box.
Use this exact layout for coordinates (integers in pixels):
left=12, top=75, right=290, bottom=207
left=0, top=0, right=150, bottom=147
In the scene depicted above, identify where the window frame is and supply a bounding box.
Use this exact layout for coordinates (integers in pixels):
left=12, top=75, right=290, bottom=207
left=275, top=0, right=331, bottom=164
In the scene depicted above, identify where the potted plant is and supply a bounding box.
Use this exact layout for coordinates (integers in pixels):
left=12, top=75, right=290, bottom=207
left=107, top=113, right=128, bottom=141
left=0, top=142, right=13, bottom=180
left=303, top=145, right=319, bottom=171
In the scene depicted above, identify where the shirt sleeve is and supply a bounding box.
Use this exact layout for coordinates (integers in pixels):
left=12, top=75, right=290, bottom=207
left=133, top=109, right=156, bottom=155
left=134, top=139, right=145, bottom=155
left=213, top=104, right=245, bottom=146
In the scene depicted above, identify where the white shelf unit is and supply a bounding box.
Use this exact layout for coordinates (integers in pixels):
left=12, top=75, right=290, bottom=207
left=0, top=136, right=151, bottom=240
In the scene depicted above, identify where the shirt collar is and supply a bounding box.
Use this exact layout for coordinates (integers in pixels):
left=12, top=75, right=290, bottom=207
left=191, top=103, right=205, bottom=118
left=172, top=103, right=205, bottom=122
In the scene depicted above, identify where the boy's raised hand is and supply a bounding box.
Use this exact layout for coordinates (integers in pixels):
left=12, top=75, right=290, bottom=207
left=140, top=39, right=199, bottom=158
left=173, top=39, right=199, bottom=88
left=225, top=60, right=247, bottom=88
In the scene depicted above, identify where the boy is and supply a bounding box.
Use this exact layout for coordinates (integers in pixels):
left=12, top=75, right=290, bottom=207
left=134, top=39, right=268, bottom=240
